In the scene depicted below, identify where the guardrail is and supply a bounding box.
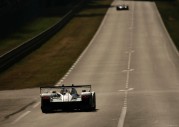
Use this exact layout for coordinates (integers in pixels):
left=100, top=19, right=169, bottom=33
left=0, top=1, right=85, bottom=72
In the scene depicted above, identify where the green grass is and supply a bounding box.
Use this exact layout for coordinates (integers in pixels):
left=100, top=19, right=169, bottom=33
left=0, top=0, right=113, bottom=90
left=155, top=0, right=179, bottom=50
left=0, top=17, right=60, bottom=55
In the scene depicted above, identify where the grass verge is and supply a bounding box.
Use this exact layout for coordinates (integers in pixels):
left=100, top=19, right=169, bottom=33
left=155, top=0, right=179, bottom=50
left=0, top=1, right=80, bottom=55
left=0, top=17, right=60, bottom=55
left=0, top=0, right=113, bottom=90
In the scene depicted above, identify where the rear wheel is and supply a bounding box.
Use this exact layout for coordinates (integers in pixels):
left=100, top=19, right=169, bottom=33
left=41, top=107, right=51, bottom=113
left=91, top=93, right=96, bottom=111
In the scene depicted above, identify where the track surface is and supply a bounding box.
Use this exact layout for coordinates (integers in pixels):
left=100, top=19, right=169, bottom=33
left=1, top=1, right=179, bottom=127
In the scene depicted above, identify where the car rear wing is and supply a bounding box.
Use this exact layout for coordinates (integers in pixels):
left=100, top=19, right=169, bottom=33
left=40, top=84, right=92, bottom=94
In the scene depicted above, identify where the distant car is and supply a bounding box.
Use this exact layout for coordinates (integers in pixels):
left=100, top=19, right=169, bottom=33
left=40, top=84, right=96, bottom=113
left=116, top=5, right=129, bottom=10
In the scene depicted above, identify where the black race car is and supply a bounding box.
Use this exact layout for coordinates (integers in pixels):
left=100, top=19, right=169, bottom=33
left=116, top=5, right=129, bottom=10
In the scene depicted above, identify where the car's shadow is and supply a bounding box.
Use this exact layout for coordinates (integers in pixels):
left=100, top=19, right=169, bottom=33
left=44, top=109, right=99, bottom=114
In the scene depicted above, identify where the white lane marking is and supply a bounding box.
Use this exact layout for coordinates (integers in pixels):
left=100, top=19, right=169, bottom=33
left=12, top=111, right=31, bottom=124
left=33, top=101, right=40, bottom=108
left=125, top=51, right=134, bottom=88
left=128, top=88, right=134, bottom=91
left=122, top=69, right=134, bottom=72
left=118, top=52, right=132, bottom=126
left=127, top=53, right=131, bottom=69
left=118, top=88, right=134, bottom=92
left=117, top=107, right=127, bottom=127
left=126, top=70, right=130, bottom=85
left=118, top=1, right=135, bottom=127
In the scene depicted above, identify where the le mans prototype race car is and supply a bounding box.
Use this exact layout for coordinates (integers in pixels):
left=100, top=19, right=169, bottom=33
left=116, top=5, right=129, bottom=10
left=40, top=84, right=96, bottom=113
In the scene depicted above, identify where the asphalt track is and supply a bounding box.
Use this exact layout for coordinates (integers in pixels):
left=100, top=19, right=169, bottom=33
left=1, top=0, right=179, bottom=127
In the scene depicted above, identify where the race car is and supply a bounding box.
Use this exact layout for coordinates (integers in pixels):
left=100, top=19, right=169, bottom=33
left=40, top=84, right=96, bottom=113
left=116, top=5, right=129, bottom=10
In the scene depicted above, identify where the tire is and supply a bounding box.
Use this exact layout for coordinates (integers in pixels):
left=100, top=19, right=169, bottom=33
left=90, top=92, right=96, bottom=111
left=41, top=107, right=51, bottom=113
